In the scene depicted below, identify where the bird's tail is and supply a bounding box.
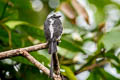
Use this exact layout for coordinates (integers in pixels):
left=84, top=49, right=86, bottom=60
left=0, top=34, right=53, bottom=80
left=49, top=41, right=58, bottom=78
left=49, top=41, right=60, bottom=78
left=48, top=41, right=57, bottom=54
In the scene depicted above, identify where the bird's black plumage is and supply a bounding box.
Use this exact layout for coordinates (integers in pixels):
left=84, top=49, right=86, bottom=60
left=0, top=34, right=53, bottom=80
left=44, top=14, right=63, bottom=45
left=44, top=14, right=63, bottom=78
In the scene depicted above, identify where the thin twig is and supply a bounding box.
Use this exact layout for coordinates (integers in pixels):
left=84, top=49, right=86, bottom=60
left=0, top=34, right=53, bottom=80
left=0, top=43, right=48, bottom=59
left=21, top=50, right=62, bottom=80
left=76, top=48, right=106, bottom=72
left=75, top=60, right=108, bottom=74
left=1, top=24, right=12, bottom=48
left=21, top=51, right=51, bottom=76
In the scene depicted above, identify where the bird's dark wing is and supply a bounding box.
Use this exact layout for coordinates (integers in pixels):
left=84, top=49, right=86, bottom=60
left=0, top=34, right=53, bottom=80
left=53, top=19, right=63, bottom=40
left=44, top=19, right=51, bottom=41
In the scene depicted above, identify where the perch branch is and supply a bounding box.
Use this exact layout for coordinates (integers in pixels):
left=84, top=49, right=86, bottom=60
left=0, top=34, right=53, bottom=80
left=0, top=43, right=62, bottom=80
left=21, top=50, right=61, bottom=80
left=21, top=50, right=50, bottom=76
left=0, top=43, right=48, bottom=59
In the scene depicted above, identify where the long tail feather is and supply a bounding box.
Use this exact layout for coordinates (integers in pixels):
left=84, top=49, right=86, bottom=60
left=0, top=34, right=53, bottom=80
left=50, top=53, right=53, bottom=78
left=49, top=41, right=58, bottom=78
left=48, top=41, right=57, bottom=54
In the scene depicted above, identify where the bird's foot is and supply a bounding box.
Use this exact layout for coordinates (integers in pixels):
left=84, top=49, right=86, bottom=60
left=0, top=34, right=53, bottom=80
left=56, top=39, right=61, bottom=45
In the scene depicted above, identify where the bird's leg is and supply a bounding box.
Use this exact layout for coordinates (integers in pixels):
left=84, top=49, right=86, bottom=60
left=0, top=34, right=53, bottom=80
left=56, top=39, right=61, bottom=45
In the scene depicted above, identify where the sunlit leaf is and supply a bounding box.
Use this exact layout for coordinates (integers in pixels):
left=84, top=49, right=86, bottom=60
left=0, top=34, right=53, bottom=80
left=60, top=38, right=84, bottom=52
left=61, top=66, right=77, bottom=80
left=5, top=21, right=29, bottom=29
left=100, top=31, right=120, bottom=51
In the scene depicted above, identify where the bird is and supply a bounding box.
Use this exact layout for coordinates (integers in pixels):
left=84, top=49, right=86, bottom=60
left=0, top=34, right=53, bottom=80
left=44, top=12, right=63, bottom=78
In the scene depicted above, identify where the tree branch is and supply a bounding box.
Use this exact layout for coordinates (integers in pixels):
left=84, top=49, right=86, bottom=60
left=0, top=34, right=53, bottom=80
left=0, top=43, right=62, bottom=80
left=75, top=48, right=106, bottom=74
left=75, top=60, right=108, bottom=74
left=0, top=43, right=48, bottom=59
left=21, top=50, right=50, bottom=75
left=21, top=50, right=61, bottom=80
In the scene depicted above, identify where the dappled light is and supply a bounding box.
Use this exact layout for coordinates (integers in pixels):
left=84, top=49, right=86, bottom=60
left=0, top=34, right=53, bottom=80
left=0, top=0, right=120, bottom=80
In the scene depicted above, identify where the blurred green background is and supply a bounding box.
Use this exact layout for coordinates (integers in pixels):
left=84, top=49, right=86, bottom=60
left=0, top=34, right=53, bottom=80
left=0, top=0, right=120, bottom=80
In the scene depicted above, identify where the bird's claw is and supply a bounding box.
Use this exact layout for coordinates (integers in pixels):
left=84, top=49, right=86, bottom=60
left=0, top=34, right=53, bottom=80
left=56, top=39, right=61, bottom=42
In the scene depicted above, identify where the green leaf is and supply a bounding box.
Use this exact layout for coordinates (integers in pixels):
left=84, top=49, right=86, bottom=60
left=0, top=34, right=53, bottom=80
left=105, top=52, right=120, bottom=63
left=88, top=0, right=120, bottom=24
left=5, top=21, right=29, bottom=29
left=20, top=25, right=45, bottom=42
left=5, top=20, right=45, bottom=42
left=88, top=0, right=112, bottom=9
left=11, top=0, right=32, bottom=9
left=87, top=69, right=101, bottom=80
left=60, top=38, right=84, bottom=53
left=61, top=66, right=77, bottom=80
left=58, top=47, right=76, bottom=59
left=112, top=63, right=120, bottom=73
left=0, top=27, right=9, bottom=45
left=0, top=0, right=6, bottom=18
left=12, top=52, right=49, bottom=66
left=0, top=26, right=27, bottom=49
left=19, top=64, right=51, bottom=80
left=63, top=18, right=87, bottom=34
left=94, top=9, right=105, bottom=24
left=11, top=0, right=49, bottom=26
left=98, top=68, right=120, bottom=80
left=0, top=62, right=20, bottom=79
left=100, top=31, right=120, bottom=51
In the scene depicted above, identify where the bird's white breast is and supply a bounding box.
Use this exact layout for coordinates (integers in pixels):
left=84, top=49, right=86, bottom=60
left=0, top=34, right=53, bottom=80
left=49, top=19, right=54, bottom=38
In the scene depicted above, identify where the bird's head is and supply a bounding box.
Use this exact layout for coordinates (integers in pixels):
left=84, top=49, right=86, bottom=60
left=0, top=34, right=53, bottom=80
left=47, top=12, right=62, bottom=19
left=52, top=14, right=61, bottom=18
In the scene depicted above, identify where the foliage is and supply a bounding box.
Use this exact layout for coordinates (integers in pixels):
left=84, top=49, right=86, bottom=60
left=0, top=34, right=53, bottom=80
left=0, top=0, right=120, bottom=80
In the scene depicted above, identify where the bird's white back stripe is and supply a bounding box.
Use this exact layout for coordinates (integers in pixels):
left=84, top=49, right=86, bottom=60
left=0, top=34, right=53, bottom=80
left=49, top=19, right=54, bottom=38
